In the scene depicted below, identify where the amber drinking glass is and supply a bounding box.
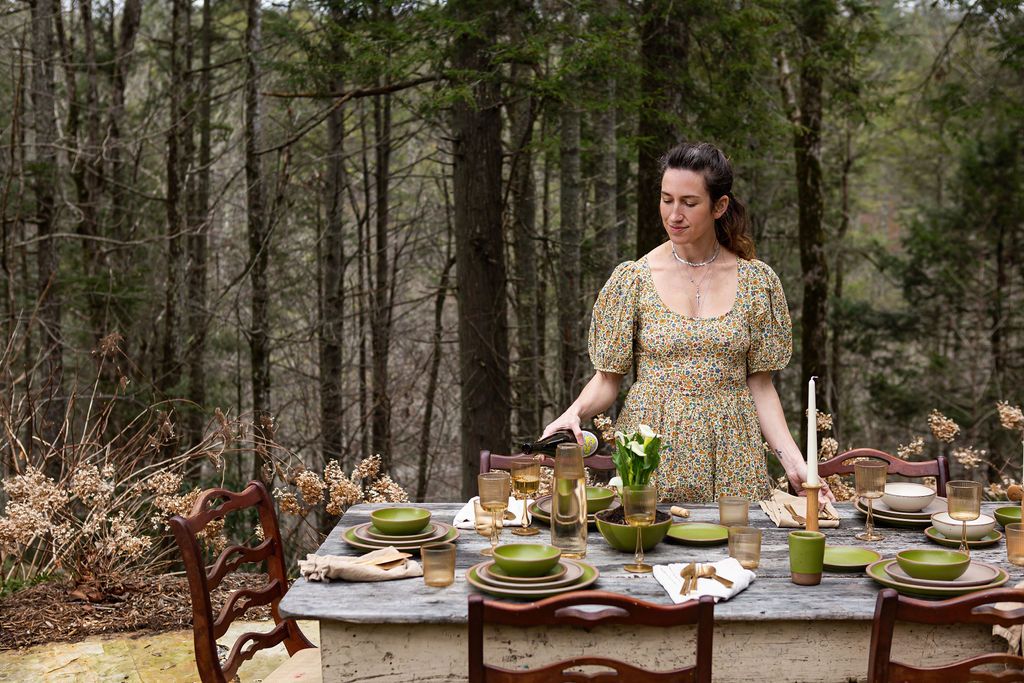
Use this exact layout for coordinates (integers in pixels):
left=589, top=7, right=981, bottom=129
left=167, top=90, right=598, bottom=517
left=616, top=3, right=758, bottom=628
left=946, top=480, right=982, bottom=558
left=421, top=543, right=457, bottom=587
left=622, top=485, right=657, bottom=573
left=510, top=458, right=541, bottom=536
left=728, top=526, right=762, bottom=569
left=473, top=499, right=501, bottom=538
left=477, top=471, right=510, bottom=557
left=718, top=496, right=750, bottom=527
left=1006, top=523, right=1024, bottom=566
left=854, top=461, right=887, bottom=542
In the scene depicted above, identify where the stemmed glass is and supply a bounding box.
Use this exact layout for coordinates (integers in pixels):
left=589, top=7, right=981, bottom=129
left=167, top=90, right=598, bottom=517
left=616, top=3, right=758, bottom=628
left=510, top=458, right=541, bottom=536
left=854, top=461, right=887, bottom=542
left=477, top=471, right=510, bottom=556
left=946, top=480, right=982, bottom=558
left=622, top=485, right=657, bottom=574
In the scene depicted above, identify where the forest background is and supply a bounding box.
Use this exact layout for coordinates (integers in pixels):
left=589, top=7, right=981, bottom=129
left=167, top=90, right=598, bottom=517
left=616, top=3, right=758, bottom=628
left=1, top=0, right=1023, bottom=589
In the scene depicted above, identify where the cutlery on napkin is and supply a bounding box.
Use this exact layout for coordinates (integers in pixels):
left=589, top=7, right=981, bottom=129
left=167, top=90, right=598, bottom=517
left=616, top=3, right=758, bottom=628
left=452, top=495, right=531, bottom=530
left=654, top=558, right=755, bottom=605
left=298, top=547, right=422, bottom=582
left=760, top=489, right=840, bottom=529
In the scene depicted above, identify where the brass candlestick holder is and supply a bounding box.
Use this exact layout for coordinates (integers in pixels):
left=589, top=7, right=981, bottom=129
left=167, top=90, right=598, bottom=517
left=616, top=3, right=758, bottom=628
left=802, top=482, right=821, bottom=532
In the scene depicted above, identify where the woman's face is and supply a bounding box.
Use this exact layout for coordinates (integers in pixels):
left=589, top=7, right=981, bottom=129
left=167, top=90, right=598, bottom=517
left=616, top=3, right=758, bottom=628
left=660, top=168, right=728, bottom=248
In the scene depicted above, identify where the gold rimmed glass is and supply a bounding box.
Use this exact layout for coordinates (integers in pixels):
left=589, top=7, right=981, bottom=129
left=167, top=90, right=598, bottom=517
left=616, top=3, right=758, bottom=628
left=946, top=480, right=982, bottom=558
left=854, top=460, right=887, bottom=542
left=478, top=471, right=510, bottom=556
left=622, top=485, right=657, bottom=573
left=1007, top=523, right=1024, bottom=566
left=510, top=457, right=541, bottom=536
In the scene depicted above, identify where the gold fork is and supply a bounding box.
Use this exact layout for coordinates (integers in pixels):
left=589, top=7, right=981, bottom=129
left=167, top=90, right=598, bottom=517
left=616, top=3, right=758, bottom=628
left=785, top=503, right=806, bottom=525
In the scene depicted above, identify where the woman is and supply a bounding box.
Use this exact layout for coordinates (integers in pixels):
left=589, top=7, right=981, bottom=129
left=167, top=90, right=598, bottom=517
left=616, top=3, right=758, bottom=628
left=542, top=142, right=835, bottom=504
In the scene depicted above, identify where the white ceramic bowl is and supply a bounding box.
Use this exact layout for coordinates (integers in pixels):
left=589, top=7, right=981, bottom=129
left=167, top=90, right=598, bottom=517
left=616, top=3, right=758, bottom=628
left=931, top=512, right=996, bottom=540
left=881, top=482, right=936, bottom=512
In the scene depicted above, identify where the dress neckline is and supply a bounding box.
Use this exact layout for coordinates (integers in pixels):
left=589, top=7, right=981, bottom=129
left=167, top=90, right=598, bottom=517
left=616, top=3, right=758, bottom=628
left=640, top=255, right=744, bottom=321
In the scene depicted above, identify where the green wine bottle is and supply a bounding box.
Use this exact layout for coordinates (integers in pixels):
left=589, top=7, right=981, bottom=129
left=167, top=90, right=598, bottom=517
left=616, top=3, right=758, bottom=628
left=521, top=430, right=599, bottom=457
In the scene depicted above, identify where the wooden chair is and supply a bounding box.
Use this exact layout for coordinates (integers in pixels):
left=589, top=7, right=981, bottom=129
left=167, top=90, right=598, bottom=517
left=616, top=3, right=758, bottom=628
left=868, top=588, right=1024, bottom=682
left=788, top=448, right=950, bottom=495
left=468, top=591, right=714, bottom=682
left=480, top=449, right=616, bottom=475
left=169, top=480, right=319, bottom=683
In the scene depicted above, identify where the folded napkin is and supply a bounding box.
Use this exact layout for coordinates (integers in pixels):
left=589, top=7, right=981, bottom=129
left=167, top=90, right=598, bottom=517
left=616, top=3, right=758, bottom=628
left=993, top=581, right=1024, bottom=654
left=759, top=489, right=840, bottom=529
left=298, top=547, right=422, bottom=582
left=453, top=495, right=531, bottom=530
left=653, top=558, right=756, bottom=605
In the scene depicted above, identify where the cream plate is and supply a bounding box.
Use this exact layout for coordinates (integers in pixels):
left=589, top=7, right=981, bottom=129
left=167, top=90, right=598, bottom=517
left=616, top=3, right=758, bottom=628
left=867, top=497, right=947, bottom=519
left=478, top=560, right=583, bottom=590
left=924, top=526, right=1003, bottom=549
left=485, top=561, right=568, bottom=584
left=866, top=558, right=1008, bottom=598
left=855, top=500, right=934, bottom=528
left=884, top=560, right=1000, bottom=588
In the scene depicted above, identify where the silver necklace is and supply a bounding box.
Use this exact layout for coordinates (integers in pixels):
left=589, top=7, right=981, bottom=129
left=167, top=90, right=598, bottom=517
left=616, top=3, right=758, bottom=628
left=671, top=242, right=720, bottom=267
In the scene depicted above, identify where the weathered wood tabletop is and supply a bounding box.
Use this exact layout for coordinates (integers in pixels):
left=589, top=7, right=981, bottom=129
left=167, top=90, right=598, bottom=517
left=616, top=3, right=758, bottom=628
left=279, top=501, right=1023, bottom=683
left=280, top=500, right=1022, bottom=624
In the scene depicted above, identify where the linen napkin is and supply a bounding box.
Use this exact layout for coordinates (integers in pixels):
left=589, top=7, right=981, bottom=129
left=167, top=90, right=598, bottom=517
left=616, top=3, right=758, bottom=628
left=992, top=581, right=1024, bottom=654
left=653, top=557, right=756, bottom=605
left=759, top=489, right=840, bottom=529
left=298, top=547, right=422, bottom=582
left=452, top=495, right=531, bottom=530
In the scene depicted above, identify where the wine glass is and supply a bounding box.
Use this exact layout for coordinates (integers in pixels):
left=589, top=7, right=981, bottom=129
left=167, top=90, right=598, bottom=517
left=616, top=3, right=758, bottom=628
left=477, top=471, right=510, bottom=556
left=622, top=485, right=657, bottom=573
left=510, top=458, right=541, bottom=536
left=946, top=480, right=982, bottom=558
left=854, top=460, right=887, bottom=542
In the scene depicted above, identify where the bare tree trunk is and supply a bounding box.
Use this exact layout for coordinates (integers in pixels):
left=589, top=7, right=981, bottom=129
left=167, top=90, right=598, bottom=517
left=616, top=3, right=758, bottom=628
left=558, top=8, right=582, bottom=409
left=635, top=0, right=688, bottom=257
left=320, top=2, right=347, bottom=471
left=371, top=87, right=393, bottom=470
left=29, top=0, right=64, bottom=458
left=508, top=54, right=540, bottom=435
left=593, top=0, right=620, bottom=279
left=450, top=0, right=510, bottom=498
left=830, top=124, right=852, bottom=444
left=358, top=102, right=371, bottom=463
left=107, top=0, right=141, bottom=266
left=245, top=0, right=271, bottom=479
left=185, top=0, right=212, bottom=456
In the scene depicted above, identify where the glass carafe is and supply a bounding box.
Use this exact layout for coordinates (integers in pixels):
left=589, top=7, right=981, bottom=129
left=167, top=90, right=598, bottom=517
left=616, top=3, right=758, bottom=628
left=550, top=443, right=587, bottom=559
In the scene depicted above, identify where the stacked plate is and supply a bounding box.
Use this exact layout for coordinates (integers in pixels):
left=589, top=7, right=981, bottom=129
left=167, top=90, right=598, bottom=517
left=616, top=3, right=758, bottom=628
left=866, top=558, right=1008, bottom=597
left=466, top=557, right=599, bottom=599
left=854, top=497, right=946, bottom=528
left=924, top=525, right=1002, bottom=549
left=529, top=494, right=621, bottom=526
left=342, top=520, right=459, bottom=553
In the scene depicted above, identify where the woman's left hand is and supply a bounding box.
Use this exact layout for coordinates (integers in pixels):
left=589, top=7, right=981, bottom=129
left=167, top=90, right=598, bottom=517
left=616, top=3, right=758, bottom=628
left=787, top=467, right=837, bottom=506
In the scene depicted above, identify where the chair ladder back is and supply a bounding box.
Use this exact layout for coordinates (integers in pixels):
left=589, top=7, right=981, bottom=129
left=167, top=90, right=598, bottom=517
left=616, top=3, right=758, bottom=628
left=790, top=448, right=949, bottom=495
left=869, top=588, right=1024, bottom=683
left=469, top=591, right=713, bottom=683
left=480, top=450, right=616, bottom=475
left=169, top=480, right=314, bottom=683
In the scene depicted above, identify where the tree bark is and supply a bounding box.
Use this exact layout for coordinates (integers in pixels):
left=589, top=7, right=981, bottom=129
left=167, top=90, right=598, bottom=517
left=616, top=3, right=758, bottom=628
left=450, top=0, right=510, bottom=498
left=830, top=124, right=852, bottom=444
left=635, top=0, right=688, bottom=257
left=245, top=0, right=271, bottom=479
left=558, top=7, right=582, bottom=409
left=29, top=0, right=64, bottom=457
left=371, top=87, right=393, bottom=470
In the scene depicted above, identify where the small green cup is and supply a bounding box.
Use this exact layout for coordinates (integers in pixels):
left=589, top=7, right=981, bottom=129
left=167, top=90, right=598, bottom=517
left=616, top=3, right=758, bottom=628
left=789, top=530, right=826, bottom=586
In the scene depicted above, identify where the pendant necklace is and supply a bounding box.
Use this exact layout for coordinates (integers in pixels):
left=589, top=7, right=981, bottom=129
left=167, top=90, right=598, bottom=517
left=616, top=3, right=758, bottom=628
left=672, top=243, right=720, bottom=317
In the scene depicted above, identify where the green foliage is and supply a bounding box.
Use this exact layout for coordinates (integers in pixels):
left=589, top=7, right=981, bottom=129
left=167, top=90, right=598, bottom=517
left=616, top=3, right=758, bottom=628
left=611, top=425, right=662, bottom=488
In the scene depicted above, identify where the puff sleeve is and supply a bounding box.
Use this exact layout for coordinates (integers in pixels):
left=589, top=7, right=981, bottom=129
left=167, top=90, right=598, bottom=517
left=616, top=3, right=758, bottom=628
left=746, top=260, right=793, bottom=375
left=588, top=261, right=642, bottom=374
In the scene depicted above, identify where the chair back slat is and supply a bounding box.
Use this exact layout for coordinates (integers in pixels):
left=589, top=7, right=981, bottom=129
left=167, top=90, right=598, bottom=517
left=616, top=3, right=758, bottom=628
left=869, top=588, right=1024, bottom=683
left=469, top=591, right=713, bottom=683
left=790, top=448, right=949, bottom=495
left=221, top=620, right=293, bottom=681
left=481, top=450, right=615, bottom=474
left=206, top=539, right=277, bottom=590
left=169, top=480, right=314, bottom=683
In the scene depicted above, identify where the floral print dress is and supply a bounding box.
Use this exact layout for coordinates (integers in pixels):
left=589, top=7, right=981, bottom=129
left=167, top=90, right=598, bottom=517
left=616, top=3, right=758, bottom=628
left=588, top=256, right=793, bottom=503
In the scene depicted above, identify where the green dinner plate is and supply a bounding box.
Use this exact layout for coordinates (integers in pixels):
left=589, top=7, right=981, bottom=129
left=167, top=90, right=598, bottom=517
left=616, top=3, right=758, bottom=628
left=467, top=559, right=599, bottom=599
left=823, top=545, right=881, bottom=572
left=924, top=526, right=1003, bottom=549
left=342, top=523, right=459, bottom=553
left=664, top=523, right=729, bottom=546
left=866, top=558, right=1008, bottom=598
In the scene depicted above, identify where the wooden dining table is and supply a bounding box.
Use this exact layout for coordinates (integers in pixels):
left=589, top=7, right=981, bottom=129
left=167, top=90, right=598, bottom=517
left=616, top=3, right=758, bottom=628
left=278, top=500, right=1022, bottom=682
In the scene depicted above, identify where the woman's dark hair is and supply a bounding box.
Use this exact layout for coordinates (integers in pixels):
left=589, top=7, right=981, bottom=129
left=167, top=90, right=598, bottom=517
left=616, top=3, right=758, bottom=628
left=658, top=142, right=755, bottom=260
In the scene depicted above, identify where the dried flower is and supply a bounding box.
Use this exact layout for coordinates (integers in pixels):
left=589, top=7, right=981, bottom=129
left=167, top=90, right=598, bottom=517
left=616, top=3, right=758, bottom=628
left=70, top=465, right=114, bottom=505
left=146, top=471, right=183, bottom=496
left=296, top=470, right=326, bottom=506
left=274, top=489, right=303, bottom=515
left=324, top=460, right=362, bottom=516
left=896, top=436, right=925, bottom=459
left=93, top=331, right=124, bottom=358
left=819, top=437, right=839, bottom=460
left=816, top=411, right=833, bottom=433
left=366, top=475, right=410, bottom=504
left=951, top=446, right=986, bottom=470
left=824, top=474, right=856, bottom=502
left=928, top=410, right=960, bottom=443
left=997, top=402, right=1024, bottom=433
left=353, top=455, right=382, bottom=482
left=593, top=413, right=616, bottom=447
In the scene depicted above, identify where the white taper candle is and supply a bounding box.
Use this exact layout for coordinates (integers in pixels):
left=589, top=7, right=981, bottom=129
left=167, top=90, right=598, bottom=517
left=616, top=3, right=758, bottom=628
left=807, top=377, right=818, bottom=486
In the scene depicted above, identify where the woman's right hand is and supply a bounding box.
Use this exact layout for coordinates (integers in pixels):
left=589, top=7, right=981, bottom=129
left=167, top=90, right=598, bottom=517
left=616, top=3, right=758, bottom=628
left=540, top=411, right=583, bottom=443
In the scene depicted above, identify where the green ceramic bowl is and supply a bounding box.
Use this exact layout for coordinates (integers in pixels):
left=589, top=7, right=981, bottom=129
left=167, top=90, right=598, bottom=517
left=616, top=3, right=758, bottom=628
left=994, top=506, right=1022, bottom=529
left=895, top=548, right=969, bottom=581
left=595, top=509, right=671, bottom=552
left=586, top=487, right=616, bottom=514
left=492, top=544, right=562, bottom=577
left=369, top=507, right=432, bottom=535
